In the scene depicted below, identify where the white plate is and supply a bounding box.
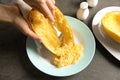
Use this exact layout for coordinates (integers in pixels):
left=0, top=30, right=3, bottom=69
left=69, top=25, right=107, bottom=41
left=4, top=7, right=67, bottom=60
left=92, top=6, right=120, bottom=61
left=26, top=16, right=96, bottom=77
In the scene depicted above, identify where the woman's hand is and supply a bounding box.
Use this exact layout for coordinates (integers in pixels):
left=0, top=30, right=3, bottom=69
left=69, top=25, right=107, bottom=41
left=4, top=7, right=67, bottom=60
left=0, top=0, right=56, bottom=42
left=23, top=0, right=55, bottom=22
left=0, top=4, right=41, bottom=42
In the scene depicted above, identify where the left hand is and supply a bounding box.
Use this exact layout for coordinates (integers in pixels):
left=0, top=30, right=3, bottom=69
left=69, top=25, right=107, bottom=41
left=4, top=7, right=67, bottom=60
left=0, top=4, right=41, bottom=42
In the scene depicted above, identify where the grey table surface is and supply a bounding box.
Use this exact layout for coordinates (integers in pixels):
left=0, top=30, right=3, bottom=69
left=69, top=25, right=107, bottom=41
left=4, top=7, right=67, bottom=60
left=0, top=0, right=120, bottom=80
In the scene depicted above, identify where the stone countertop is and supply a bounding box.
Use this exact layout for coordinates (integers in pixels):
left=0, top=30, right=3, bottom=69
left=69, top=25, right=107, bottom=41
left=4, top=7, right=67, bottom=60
left=0, top=0, right=120, bottom=80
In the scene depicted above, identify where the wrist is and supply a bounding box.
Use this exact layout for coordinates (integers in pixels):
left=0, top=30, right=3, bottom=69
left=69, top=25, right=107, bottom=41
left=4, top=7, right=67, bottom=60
left=0, top=4, right=12, bottom=23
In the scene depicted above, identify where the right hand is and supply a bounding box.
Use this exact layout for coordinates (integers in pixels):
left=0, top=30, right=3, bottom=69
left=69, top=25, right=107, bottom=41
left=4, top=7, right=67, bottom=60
left=23, top=0, right=55, bottom=22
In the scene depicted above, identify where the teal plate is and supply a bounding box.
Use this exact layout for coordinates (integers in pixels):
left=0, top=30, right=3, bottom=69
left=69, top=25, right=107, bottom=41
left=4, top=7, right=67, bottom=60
left=26, top=16, right=96, bottom=77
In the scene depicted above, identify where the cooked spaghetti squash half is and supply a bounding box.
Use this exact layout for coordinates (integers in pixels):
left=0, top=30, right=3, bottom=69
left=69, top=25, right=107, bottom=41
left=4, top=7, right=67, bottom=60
left=28, top=6, right=84, bottom=67
left=101, top=11, right=120, bottom=43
